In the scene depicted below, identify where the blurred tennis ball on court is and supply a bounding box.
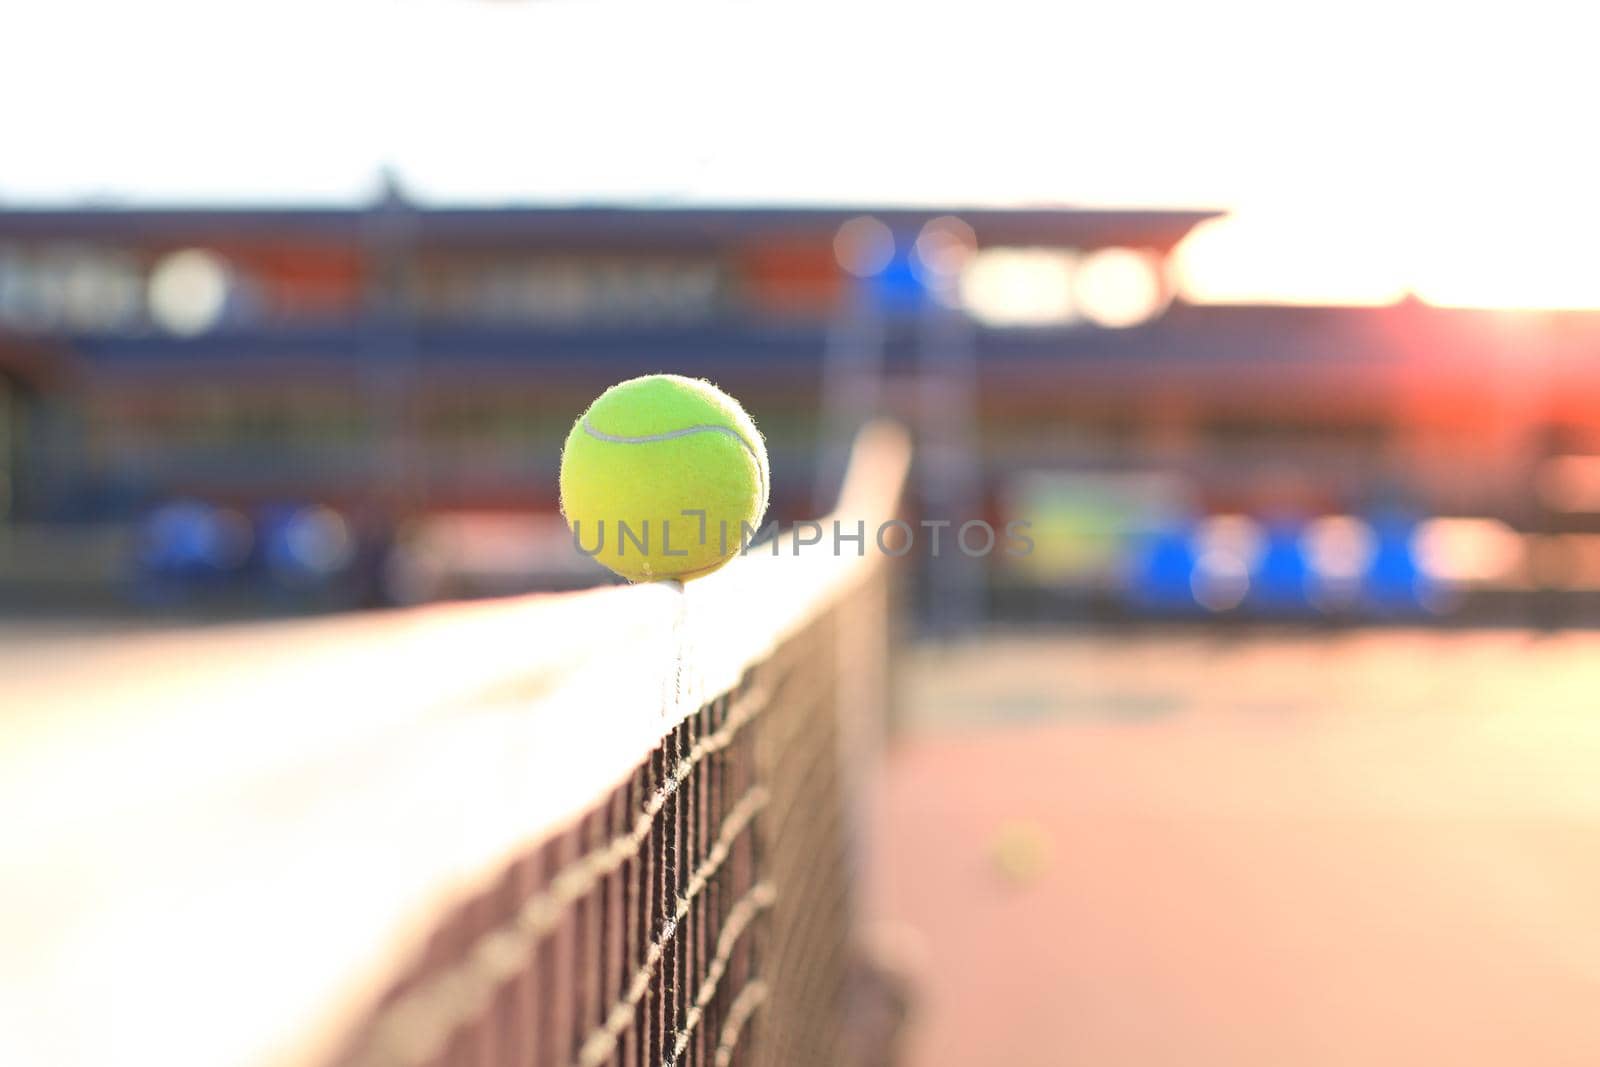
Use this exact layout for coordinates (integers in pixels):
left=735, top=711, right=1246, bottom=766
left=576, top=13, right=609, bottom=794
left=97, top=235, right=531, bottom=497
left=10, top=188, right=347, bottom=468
left=988, top=819, right=1053, bottom=887
left=560, top=374, right=769, bottom=582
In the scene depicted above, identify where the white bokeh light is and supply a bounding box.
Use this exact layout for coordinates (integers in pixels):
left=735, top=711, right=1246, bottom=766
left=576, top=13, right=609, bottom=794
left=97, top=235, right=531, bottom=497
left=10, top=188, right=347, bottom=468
left=832, top=217, right=895, bottom=279
left=147, top=250, right=230, bottom=335
left=959, top=249, right=1076, bottom=327
left=1074, top=248, right=1167, bottom=327
left=911, top=216, right=978, bottom=301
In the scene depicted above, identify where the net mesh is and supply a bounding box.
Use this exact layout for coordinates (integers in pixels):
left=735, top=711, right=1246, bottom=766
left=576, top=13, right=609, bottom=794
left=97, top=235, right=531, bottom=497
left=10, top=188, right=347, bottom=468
left=321, top=465, right=900, bottom=1067
left=331, top=591, right=867, bottom=1067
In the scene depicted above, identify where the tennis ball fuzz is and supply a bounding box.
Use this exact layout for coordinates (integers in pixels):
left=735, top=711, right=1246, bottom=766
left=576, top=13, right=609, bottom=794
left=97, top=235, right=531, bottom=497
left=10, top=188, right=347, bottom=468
left=560, top=375, right=769, bottom=582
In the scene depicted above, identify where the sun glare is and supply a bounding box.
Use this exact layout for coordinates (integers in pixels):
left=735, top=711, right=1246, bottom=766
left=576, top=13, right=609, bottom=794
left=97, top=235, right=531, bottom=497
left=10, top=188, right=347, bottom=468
left=1408, top=210, right=1600, bottom=310
left=1176, top=200, right=1600, bottom=311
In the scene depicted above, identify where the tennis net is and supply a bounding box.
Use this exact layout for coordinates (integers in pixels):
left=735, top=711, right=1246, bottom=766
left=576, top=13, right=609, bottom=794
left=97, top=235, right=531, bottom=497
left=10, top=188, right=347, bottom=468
left=0, top=422, right=911, bottom=1067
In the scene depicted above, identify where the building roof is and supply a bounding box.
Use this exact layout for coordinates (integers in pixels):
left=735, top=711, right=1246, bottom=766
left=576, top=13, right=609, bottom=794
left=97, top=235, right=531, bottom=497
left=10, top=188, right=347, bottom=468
left=0, top=203, right=1221, bottom=252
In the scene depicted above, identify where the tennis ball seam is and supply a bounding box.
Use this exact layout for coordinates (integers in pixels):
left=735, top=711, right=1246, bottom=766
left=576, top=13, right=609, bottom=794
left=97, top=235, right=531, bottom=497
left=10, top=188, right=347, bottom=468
left=579, top=417, right=768, bottom=504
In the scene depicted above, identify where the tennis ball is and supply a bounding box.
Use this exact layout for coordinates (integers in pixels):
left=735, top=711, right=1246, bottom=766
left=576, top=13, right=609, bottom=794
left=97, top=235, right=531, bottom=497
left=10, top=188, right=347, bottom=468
left=560, top=374, right=769, bottom=582
left=989, top=819, right=1052, bottom=888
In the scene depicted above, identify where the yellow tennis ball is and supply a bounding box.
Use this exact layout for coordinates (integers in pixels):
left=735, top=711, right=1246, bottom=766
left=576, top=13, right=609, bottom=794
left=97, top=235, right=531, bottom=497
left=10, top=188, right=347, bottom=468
left=559, top=374, right=769, bottom=582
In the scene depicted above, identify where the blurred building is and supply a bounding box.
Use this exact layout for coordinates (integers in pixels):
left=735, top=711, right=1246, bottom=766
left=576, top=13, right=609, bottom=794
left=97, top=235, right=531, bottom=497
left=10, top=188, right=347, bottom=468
left=3, top=196, right=1599, bottom=621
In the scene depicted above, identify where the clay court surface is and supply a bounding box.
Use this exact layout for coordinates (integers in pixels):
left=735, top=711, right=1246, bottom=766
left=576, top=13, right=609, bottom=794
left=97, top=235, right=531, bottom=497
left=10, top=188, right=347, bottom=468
left=870, top=630, right=1600, bottom=1067
left=9, top=622, right=1600, bottom=1065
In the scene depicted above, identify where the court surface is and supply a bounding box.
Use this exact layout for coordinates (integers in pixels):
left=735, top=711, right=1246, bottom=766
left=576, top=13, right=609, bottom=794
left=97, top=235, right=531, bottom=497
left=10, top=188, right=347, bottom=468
left=869, top=630, right=1600, bottom=1067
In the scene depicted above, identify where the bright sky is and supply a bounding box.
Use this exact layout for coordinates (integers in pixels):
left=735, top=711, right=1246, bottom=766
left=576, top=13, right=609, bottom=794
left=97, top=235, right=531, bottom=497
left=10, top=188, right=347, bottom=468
left=3, top=0, right=1597, bottom=307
